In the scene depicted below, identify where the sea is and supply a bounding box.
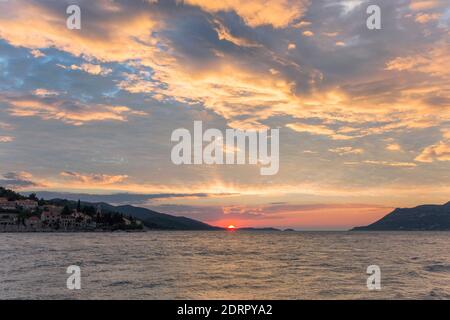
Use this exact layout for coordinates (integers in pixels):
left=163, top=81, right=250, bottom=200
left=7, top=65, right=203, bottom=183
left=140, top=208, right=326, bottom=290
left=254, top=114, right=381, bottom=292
left=1, top=231, right=450, bottom=299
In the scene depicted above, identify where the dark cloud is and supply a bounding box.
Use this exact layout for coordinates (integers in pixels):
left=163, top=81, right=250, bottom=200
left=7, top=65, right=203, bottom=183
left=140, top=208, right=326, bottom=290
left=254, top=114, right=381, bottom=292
left=29, top=191, right=233, bottom=205
left=0, top=172, right=39, bottom=189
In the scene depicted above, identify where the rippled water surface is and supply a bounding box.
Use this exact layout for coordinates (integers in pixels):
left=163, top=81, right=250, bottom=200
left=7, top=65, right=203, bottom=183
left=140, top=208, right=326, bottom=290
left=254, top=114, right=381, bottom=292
left=1, top=231, right=450, bottom=299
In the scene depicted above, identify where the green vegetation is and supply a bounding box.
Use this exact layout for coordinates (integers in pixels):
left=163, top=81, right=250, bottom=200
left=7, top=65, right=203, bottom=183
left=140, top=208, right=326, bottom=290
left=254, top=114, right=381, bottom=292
left=0, top=187, right=27, bottom=201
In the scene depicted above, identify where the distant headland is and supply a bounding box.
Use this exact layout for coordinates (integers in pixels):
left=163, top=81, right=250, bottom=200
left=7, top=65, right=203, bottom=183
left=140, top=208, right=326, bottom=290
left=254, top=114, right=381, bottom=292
left=352, top=201, right=450, bottom=231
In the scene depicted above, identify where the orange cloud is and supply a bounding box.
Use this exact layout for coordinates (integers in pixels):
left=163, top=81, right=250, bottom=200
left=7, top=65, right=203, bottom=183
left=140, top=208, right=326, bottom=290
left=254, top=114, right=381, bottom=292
left=60, top=171, right=129, bottom=185
left=386, top=143, right=402, bottom=152
left=409, top=0, right=446, bottom=11
left=3, top=96, right=146, bottom=125
left=329, top=147, right=364, bottom=155
left=363, top=160, right=417, bottom=167
left=415, top=141, right=450, bottom=162
left=0, top=0, right=448, bottom=140
left=415, top=13, right=441, bottom=23
left=63, top=63, right=112, bottom=76
left=0, top=121, right=14, bottom=130
left=0, top=136, right=14, bottom=143
left=213, top=19, right=260, bottom=47
left=33, top=89, right=59, bottom=97
left=286, top=123, right=356, bottom=140
left=184, top=0, right=310, bottom=28
left=0, top=0, right=163, bottom=63
left=415, top=128, right=450, bottom=163
left=385, top=42, right=450, bottom=77
left=0, top=171, right=44, bottom=189
left=30, top=49, right=45, bottom=58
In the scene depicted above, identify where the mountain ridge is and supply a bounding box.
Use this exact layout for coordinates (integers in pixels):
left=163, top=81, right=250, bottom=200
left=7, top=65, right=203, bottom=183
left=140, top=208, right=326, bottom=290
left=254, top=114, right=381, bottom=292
left=352, top=201, right=450, bottom=231
left=49, top=199, right=222, bottom=231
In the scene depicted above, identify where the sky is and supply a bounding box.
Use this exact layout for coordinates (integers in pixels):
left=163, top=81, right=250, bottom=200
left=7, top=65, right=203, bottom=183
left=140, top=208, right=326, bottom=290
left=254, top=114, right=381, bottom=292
left=0, top=0, right=449, bottom=230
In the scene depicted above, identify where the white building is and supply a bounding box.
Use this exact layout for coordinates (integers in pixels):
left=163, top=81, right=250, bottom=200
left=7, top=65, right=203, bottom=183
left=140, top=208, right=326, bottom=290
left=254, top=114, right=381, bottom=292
left=61, top=215, right=76, bottom=229
left=0, top=198, right=17, bottom=211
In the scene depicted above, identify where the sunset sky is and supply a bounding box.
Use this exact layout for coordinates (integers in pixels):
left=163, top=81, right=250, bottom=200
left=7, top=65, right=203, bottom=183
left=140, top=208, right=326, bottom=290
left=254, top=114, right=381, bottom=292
left=0, top=0, right=449, bottom=230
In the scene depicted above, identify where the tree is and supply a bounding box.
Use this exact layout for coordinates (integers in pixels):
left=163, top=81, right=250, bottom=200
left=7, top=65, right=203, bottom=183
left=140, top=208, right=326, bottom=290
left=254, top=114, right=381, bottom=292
left=38, top=198, right=46, bottom=206
left=29, top=193, right=38, bottom=201
left=82, top=205, right=96, bottom=216
left=61, top=205, right=71, bottom=216
left=76, top=199, right=81, bottom=212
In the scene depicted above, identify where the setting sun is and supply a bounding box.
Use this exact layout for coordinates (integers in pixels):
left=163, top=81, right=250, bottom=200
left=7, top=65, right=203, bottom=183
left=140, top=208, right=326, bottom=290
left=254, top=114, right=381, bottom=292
left=227, top=225, right=236, bottom=230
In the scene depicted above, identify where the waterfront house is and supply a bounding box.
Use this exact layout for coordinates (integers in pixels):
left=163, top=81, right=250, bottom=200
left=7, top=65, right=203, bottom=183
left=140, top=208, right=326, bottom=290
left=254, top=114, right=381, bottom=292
left=71, top=211, right=92, bottom=228
left=41, top=206, right=62, bottom=226
left=61, top=215, right=76, bottom=230
left=26, top=216, right=41, bottom=229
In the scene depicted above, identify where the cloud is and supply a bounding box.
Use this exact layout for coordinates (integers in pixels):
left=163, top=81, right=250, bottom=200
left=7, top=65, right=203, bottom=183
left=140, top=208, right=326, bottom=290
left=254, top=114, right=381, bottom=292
left=0, top=136, right=14, bottom=143
left=409, top=0, right=447, bottom=11
left=0, top=0, right=449, bottom=211
left=31, top=191, right=222, bottom=206
left=293, top=21, right=311, bottom=28
left=33, top=88, right=59, bottom=97
left=385, top=42, right=450, bottom=77
left=2, top=95, right=146, bottom=125
left=386, top=143, right=402, bottom=152
left=415, top=13, right=441, bottom=24
left=3, top=171, right=33, bottom=180
left=213, top=19, right=261, bottom=47
left=0, top=0, right=162, bottom=63
left=61, top=63, right=112, bottom=76
left=118, top=60, right=320, bottom=129
left=30, top=49, right=44, bottom=58
left=1, top=0, right=448, bottom=137
left=286, top=122, right=334, bottom=135
left=363, top=160, right=417, bottom=167
left=0, top=171, right=40, bottom=189
left=329, top=146, right=364, bottom=155
left=415, top=141, right=450, bottom=162
left=286, top=122, right=355, bottom=140
left=60, top=171, right=129, bottom=185
left=0, top=1, right=312, bottom=129
left=183, top=0, right=310, bottom=28
left=0, top=122, right=14, bottom=130
left=443, top=130, right=450, bottom=140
